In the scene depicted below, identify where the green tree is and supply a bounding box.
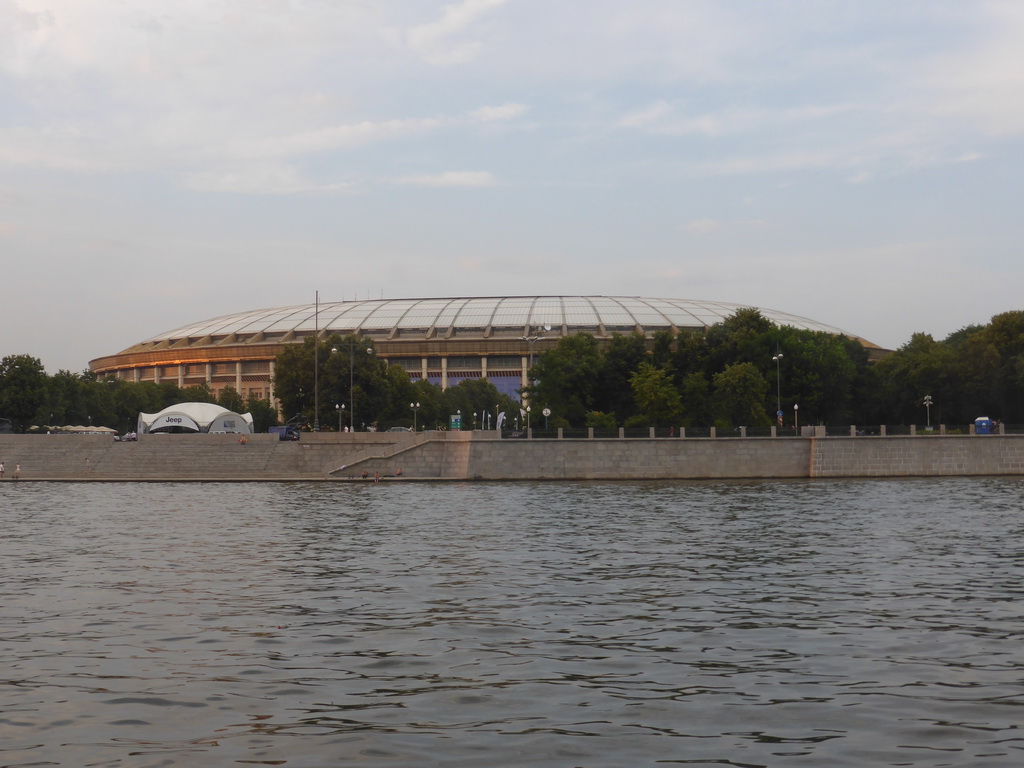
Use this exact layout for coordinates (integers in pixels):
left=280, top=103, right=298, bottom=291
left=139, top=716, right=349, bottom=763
left=245, top=394, right=279, bottom=433
left=874, top=332, right=962, bottom=424
left=585, top=410, right=618, bottom=430
left=973, top=311, right=1024, bottom=422
left=679, top=372, right=712, bottom=427
left=528, top=334, right=602, bottom=426
left=630, top=362, right=683, bottom=426
left=272, top=334, right=376, bottom=430
left=0, top=355, right=49, bottom=432
left=650, top=329, right=675, bottom=369
left=776, top=329, right=861, bottom=425
left=595, top=333, right=647, bottom=422
left=374, top=365, right=420, bottom=429
left=272, top=336, right=317, bottom=426
left=180, top=382, right=216, bottom=404
left=217, top=386, right=246, bottom=414
left=322, top=335, right=386, bottom=431
left=705, top=308, right=774, bottom=374
left=671, top=327, right=710, bottom=379
left=713, top=362, right=771, bottom=428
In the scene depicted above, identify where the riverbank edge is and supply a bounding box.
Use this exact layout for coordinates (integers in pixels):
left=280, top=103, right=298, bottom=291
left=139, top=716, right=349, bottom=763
left=2, top=432, right=1023, bottom=482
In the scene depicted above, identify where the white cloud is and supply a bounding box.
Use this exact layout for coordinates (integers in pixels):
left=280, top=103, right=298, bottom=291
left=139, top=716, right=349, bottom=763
left=394, top=171, right=496, bottom=187
left=471, top=102, right=528, bottom=122
left=916, top=1, right=1024, bottom=135
left=186, top=165, right=355, bottom=196
left=405, top=0, right=507, bottom=66
left=682, top=218, right=722, bottom=235
left=5, top=0, right=1024, bottom=374
left=231, top=118, right=446, bottom=160
left=618, top=100, right=672, bottom=128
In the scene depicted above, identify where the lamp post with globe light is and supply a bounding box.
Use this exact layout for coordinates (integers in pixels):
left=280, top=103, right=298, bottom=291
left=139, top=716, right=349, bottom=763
left=521, top=324, right=551, bottom=400
left=772, top=352, right=783, bottom=426
left=331, top=340, right=373, bottom=432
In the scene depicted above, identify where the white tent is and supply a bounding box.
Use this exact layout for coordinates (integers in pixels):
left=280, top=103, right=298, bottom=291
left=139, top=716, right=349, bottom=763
left=138, top=403, right=254, bottom=434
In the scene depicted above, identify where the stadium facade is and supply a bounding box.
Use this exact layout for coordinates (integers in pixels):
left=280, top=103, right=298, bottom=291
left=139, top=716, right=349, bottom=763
left=89, top=296, right=881, bottom=403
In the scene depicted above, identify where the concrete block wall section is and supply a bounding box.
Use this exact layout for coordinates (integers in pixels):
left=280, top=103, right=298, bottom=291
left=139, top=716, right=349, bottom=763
left=810, top=436, right=1024, bottom=477
left=352, top=438, right=811, bottom=481
left=3, top=432, right=1024, bottom=481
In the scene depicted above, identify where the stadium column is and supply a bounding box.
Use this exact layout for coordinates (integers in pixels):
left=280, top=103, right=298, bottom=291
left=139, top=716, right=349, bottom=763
left=178, top=365, right=185, bottom=388
left=441, top=357, right=448, bottom=390
left=236, top=362, right=242, bottom=393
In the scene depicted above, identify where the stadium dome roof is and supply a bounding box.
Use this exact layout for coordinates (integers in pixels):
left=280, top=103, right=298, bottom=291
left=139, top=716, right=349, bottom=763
left=133, top=296, right=870, bottom=349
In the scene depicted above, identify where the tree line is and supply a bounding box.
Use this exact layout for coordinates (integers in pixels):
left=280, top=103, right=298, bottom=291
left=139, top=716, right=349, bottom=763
left=0, top=356, right=278, bottom=434
left=3, top=309, right=1023, bottom=433
left=525, top=308, right=1024, bottom=429
left=272, top=334, right=523, bottom=432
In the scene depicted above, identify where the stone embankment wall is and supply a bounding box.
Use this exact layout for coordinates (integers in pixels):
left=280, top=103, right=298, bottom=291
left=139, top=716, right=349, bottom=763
left=809, top=436, right=1024, bottom=478
left=1, top=432, right=1023, bottom=481
left=341, top=434, right=810, bottom=480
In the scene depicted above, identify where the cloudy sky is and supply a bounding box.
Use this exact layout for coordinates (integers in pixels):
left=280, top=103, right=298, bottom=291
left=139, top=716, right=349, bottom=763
left=4, top=0, right=1024, bottom=373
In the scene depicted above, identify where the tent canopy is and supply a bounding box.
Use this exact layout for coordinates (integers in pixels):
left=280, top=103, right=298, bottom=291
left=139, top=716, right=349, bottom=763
left=138, top=403, right=254, bottom=434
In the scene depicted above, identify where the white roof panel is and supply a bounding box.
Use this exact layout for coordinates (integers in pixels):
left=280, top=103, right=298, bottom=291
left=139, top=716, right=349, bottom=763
left=134, top=296, right=859, bottom=348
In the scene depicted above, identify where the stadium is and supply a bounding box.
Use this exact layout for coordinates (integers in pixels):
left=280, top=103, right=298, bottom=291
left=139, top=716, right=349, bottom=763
left=88, top=296, right=882, bottom=403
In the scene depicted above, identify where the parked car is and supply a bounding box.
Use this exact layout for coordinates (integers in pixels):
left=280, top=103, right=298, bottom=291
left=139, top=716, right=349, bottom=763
left=387, top=426, right=412, bottom=432
left=269, top=426, right=301, bottom=441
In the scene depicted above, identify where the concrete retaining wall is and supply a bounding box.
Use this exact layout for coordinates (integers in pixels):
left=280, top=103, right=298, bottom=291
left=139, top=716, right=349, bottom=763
left=343, top=436, right=810, bottom=480
left=810, top=435, right=1024, bottom=477
left=2, top=432, right=1023, bottom=481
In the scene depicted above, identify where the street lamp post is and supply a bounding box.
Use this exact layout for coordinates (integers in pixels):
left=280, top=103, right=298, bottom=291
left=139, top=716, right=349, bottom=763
left=335, top=403, right=344, bottom=432
left=332, top=341, right=374, bottom=432
left=313, top=291, right=321, bottom=431
left=521, top=324, right=551, bottom=401
left=794, top=403, right=799, bottom=434
left=923, top=395, right=933, bottom=430
left=526, top=405, right=531, bottom=431
left=772, top=352, right=783, bottom=425
left=410, top=402, right=420, bottom=431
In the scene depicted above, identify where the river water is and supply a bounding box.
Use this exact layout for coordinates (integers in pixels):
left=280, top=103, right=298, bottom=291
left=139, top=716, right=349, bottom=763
left=2, top=478, right=1023, bottom=768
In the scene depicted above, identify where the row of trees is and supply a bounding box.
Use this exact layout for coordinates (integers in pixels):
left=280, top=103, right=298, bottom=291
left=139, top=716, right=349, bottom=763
left=0, top=355, right=278, bottom=434
left=524, top=308, right=874, bottom=429
left=3, top=309, right=1024, bottom=433
left=272, top=334, right=523, bottom=432
left=525, top=308, right=1024, bottom=429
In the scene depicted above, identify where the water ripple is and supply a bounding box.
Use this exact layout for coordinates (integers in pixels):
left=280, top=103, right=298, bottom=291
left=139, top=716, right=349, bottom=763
left=2, top=477, right=1024, bottom=766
